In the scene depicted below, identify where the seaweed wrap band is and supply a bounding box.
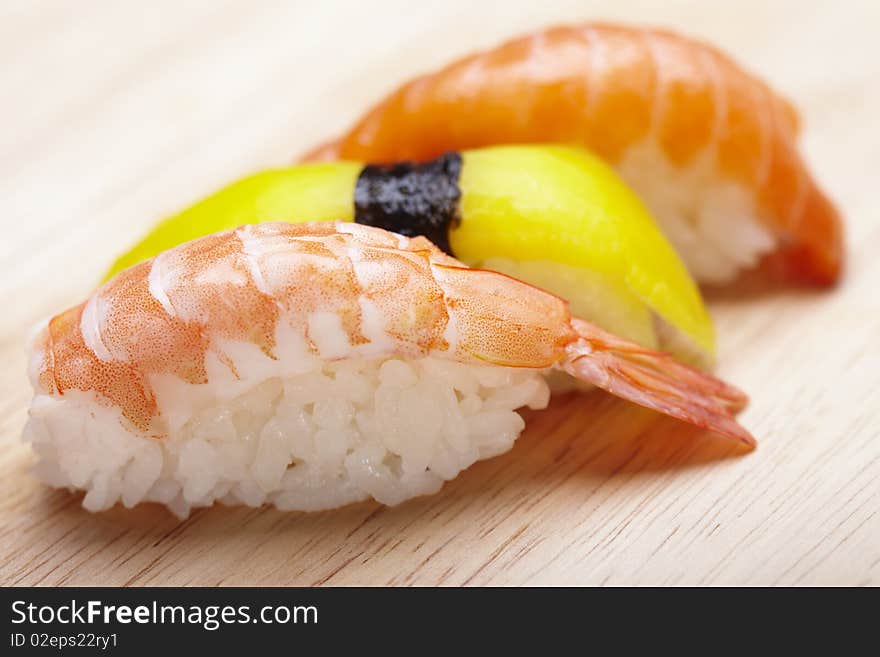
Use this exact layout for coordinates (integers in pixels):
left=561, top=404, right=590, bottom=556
left=354, top=152, right=462, bottom=255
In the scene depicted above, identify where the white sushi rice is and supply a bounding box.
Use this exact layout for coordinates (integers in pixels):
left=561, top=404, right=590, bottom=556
left=617, top=141, right=777, bottom=284
left=23, top=353, right=550, bottom=518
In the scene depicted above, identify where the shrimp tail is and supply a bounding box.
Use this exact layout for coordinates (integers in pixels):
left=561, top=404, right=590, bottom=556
left=562, top=319, right=755, bottom=448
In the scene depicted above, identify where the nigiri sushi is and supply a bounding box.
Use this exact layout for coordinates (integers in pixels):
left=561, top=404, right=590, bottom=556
left=303, top=23, right=844, bottom=286
left=23, top=223, right=752, bottom=518
left=105, top=145, right=716, bottom=367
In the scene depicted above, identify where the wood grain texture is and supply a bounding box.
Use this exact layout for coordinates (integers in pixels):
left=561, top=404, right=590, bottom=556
left=1, top=0, right=878, bottom=586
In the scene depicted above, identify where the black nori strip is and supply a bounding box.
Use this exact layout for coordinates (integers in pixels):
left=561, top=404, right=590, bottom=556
left=354, top=151, right=463, bottom=255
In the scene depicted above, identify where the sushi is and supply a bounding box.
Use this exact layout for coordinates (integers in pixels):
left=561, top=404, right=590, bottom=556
left=302, top=23, right=844, bottom=287
left=23, top=223, right=752, bottom=518
left=105, top=145, right=716, bottom=367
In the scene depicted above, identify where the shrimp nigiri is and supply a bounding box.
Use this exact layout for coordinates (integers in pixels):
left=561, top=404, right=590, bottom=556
left=23, top=223, right=752, bottom=518
left=303, top=23, right=843, bottom=286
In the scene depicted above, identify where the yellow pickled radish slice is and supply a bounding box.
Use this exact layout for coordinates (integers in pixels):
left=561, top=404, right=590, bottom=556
left=104, top=162, right=361, bottom=280
left=103, top=146, right=714, bottom=366
left=455, top=146, right=714, bottom=365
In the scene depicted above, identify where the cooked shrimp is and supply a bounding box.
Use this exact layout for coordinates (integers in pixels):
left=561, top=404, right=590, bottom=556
left=303, top=23, right=843, bottom=286
left=33, top=222, right=753, bottom=447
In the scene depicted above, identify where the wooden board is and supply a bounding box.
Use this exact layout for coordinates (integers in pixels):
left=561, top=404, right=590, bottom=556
left=1, top=0, right=878, bottom=586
